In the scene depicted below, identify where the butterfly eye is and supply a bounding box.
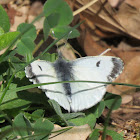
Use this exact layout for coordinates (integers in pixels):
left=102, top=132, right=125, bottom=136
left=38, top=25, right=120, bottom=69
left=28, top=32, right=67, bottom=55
left=96, top=61, right=101, bottom=67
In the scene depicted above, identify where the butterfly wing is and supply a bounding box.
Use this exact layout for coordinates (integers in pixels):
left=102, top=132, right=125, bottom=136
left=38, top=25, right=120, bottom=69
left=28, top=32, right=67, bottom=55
left=69, top=56, right=123, bottom=112
left=25, top=60, right=71, bottom=112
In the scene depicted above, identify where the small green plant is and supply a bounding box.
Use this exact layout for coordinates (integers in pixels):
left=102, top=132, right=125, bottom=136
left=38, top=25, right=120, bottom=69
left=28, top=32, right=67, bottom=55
left=0, top=0, right=138, bottom=139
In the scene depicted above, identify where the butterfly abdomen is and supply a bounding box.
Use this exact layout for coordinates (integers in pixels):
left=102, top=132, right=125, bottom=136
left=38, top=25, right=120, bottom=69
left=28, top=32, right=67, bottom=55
left=53, top=58, right=73, bottom=96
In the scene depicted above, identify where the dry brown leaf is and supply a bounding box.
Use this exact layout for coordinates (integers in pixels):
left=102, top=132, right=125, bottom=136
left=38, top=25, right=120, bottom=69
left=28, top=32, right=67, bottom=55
left=78, top=30, right=114, bottom=56
left=69, top=0, right=140, bottom=40
left=28, top=15, right=44, bottom=30
left=29, top=1, right=43, bottom=16
left=108, top=0, right=124, bottom=8
left=10, top=5, right=29, bottom=31
left=49, top=124, right=92, bottom=140
left=114, top=3, right=140, bottom=39
left=0, top=0, right=13, bottom=4
left=121, top=95, right=133, bottom=104
left=126, top=0, right=140, bottom=9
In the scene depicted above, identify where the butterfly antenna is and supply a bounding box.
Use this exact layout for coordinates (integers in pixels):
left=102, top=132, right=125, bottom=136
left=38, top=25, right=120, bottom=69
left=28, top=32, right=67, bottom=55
left=64, top=31, right=72, bottom=47
left=99, top=48, right=111, bottom=56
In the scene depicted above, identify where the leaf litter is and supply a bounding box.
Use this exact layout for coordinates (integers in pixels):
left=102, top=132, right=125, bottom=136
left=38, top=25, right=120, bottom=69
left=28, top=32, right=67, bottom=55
left=1, top=0, right=140, bottom=139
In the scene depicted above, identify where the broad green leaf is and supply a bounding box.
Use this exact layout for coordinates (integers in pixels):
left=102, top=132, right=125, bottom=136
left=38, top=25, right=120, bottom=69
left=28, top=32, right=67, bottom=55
left=0, top=84, right=30, bottom=112
left=0, top=5, right=10, bottom=32
left=93, top=101, right=105, bottom=118
left=43, top=0, right=63, bottom=17
left=0, top=83, right=48, bottom=114
left=47, top=13, right=60, bottom=28
left=44, top=0, right=73, bottom=26
left=0, top=27, right=4, bottom=35
left=33, top=118, right=54, bottom=140
left=89, top=129, right=100, bottom=140
left=63, top=112, right=85, bottom=120
left=0, top=31, right=20, bottom=50
left=10, top=56, right=25, bottom=71
left=40, top=53, right=57, bottom=62
left=43, top=13, right=60, bottom=40
left=48, top=100, right=68, bottom=125
left=31, top=109, right=45, bottom=121
left=104, top=92, right=122, bottom=110
left=52, top=26, right=80, bottom=39
left=0, top=113, right=5, bottom=123
left=16, top=37, right=35, bottom=56
left=13, top=113, right=32, bottom=137
left=106, top=129, right=124, bottom=140
left=43, top=17, right=50, bottom=40
left=15, top=71, right=25, bottom=80
left=0, top=125, right=13, bottom=140
left=0, top=61, right=9, bottom=75
left=17, top=23, right=37, bottom=41
left=69, top=113, right=96, bottom=129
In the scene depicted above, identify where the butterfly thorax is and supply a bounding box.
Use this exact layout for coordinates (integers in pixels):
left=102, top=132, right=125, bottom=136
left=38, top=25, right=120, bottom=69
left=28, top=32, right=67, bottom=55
left=53, top=58, right=73, bottom=97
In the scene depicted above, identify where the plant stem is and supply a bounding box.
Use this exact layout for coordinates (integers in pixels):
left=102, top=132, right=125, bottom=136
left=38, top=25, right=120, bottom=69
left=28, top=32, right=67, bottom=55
left=33, top=39, right=44, bottom=55
left=0, top=73, right=15, bottom=104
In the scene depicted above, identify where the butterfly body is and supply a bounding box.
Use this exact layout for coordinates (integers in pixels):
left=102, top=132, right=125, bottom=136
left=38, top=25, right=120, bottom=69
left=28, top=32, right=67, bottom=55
left=25, top=56, right=123, bottom=112
left=53, top=57, right=73, bottom=97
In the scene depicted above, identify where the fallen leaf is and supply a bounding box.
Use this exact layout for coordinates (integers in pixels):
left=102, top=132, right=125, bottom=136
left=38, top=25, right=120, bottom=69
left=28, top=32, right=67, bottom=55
left=49, top=124, right=92, bottom=140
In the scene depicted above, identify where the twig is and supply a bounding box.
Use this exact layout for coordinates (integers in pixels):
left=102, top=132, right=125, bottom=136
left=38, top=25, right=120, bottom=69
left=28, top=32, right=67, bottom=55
left=73, top=0, right=98, bottom=16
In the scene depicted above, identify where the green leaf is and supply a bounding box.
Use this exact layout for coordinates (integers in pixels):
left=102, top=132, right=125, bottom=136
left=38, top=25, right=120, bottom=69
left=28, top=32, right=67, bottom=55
left=44, top=0, right=73, bottom=26
left=33, top=118, right=54, bottom=140
left=31, top=109, right=45, bottom=121
left=0, top=125, right=13, bottom=140
left=0, top=27, right=4, bottom=35
left=0, top=61, right=9, bottom=75
left=40, top=53, right=57, bottom=62
left=0, top=31, right=20, bottom=50
left=16, top=37, right=35, bottom=56
left=93, top=101, right=105, bottom=118
left=106, top=129, right=124, bottom=140
left=89, top=129, right=100, bottom=140
left=0, top=83, right=48, bottom=114
left=43, top=13, right=60, bottom=40
left=43, top=0, right=63, bottom=17
left=15, top=71, right=25, bottom=80
left=63, top=112, right=85, bottom=120
left=52, top=26, right=80, bottom=39
left=13, top=113, right=32, bottom=137
left=48, top=100, right=68, bottom=125
left=0, top=113, right=5, bottom=123
left=0, top=84, right=30, bottom=111
left=10, top=56, right=25, bottom=71
left=43, top=17, right=50, bottom=40
left=47, top=13, right=60, bottom=28
left=0, top=5, right=10, bottom=32
left=104, top=92, right=122, bottom=110
left=69, top=113, right=96, bottom=129
left=17, top=23, right=37, bottom=41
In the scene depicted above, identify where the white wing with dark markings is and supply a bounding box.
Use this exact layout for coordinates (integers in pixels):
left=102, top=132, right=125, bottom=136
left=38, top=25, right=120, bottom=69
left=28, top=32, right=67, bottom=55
left=25, top=56, right=123, bottom=112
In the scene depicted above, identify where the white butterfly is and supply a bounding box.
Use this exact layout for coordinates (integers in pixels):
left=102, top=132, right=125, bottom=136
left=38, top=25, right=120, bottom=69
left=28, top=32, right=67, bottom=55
left=25, top=54, right=123, bottom=112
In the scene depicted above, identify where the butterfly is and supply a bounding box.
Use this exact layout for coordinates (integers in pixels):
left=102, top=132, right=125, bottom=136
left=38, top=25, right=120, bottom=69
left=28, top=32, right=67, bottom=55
left=25, top=54, right=123, bottom=112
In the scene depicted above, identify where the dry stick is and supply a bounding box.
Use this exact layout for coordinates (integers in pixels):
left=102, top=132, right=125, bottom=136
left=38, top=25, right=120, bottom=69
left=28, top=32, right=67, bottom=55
left=73, top=0, right=98, bottom=16
left=74, top=0, right=125, bottom=33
